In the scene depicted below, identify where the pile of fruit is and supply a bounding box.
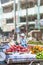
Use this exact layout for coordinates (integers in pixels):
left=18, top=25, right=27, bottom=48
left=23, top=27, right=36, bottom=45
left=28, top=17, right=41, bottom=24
left=28, top=40, right=43, bottom=45
left=6, top=45, right=29, bottom=53
left=30, top=45, right=43, bottom=54
left=5, top=44, right=43, bottom=59
left=36, top=51, right=43, bottom=59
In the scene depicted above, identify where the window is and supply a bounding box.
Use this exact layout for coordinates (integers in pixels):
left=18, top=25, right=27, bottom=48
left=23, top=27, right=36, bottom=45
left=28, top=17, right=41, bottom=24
left=28, top=24, right=35, bottom=32
left=40, top=14, right=43, bottom=19
left=3, top=5, right=13, bottom=13
left=20, top=2, right=35, bottom=9
left=20, top=15, right=37, bottom=23
left=28, top=15, right=37, bottom=21
left=6, top=19, right=13, bottom=23
left=28, top=17, right=32, bottom=21
left=40, top=0, right=43, bottom=6
left=20, top=17, right=26, bottom=22
left=20, top=4, right=26, bottom=9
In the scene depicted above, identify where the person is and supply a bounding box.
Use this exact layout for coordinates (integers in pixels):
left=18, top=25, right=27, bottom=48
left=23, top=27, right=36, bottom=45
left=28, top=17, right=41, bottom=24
left=20, top=33, right=27, bottom=47
left=3, top=36, right=16, bottom=54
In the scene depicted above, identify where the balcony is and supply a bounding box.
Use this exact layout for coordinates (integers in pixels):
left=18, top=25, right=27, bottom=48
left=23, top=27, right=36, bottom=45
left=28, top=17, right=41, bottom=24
left=2, top=21, right=35, bottom=32
left=3, top=11, right=13, bottom=19
left=2, top=23, right=15, bottom=32
left=2, top=5, right=43, bottom=19
left=19, top=21, right=35, bottom=25
left=1, top=0, right=43, bottom=7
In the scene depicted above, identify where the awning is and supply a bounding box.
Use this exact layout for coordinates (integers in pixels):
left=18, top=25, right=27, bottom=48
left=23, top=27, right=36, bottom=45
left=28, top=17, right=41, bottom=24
left=28, top=30, right=40, bottom=36
left=2, top=24, right=14, bottom=32
left=17, top=22, right=35, bottom=27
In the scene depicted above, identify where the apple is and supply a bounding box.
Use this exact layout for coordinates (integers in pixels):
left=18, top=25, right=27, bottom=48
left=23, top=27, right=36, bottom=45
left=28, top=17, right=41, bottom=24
left=6, top=48, right=12, bottom=52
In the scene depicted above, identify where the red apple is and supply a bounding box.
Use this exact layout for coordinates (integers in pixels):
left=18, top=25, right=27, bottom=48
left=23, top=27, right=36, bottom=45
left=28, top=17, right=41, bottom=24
left=6, top=48, right=12, bottom=52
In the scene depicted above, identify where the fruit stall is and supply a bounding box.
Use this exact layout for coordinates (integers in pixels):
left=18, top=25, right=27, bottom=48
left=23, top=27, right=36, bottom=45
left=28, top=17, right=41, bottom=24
left=0, top=42, right=43, bottom=65
left=4, top=45, right=43, bottom=65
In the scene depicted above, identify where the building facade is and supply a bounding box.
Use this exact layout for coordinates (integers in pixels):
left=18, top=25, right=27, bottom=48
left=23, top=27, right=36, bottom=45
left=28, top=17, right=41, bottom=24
left=0, top=0, right=43, bottom=32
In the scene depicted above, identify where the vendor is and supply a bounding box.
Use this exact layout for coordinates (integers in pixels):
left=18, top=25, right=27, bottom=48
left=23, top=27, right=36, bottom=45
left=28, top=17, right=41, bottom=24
left=20, top=33, right=27, bottom=47
left=3, top=37, right=16, bottom=54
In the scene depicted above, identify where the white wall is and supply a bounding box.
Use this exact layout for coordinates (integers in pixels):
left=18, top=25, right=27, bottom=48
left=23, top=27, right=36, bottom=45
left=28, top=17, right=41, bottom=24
left=2, top=6, right=43, bottom=19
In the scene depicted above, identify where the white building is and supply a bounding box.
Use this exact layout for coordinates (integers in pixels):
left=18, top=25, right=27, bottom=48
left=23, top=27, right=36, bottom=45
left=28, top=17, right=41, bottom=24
left=0, top=0, right=43, bottom=32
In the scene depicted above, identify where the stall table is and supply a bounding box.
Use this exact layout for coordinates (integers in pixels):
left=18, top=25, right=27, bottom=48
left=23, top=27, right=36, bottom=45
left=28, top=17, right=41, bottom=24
left=7, top=59, right=43, bottom=65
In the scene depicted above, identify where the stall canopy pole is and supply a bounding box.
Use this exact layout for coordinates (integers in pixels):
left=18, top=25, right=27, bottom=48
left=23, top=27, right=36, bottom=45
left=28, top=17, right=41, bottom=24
left=37, top=0, right=40, bottom=30
left=13, top=0, right=17, bottom=40
left=26, top=0, right=28, bottom=37
left=16, top=0, right=20, bottom=43
left=14, top=0, right=16, bottom=30
left=0, top=0, right=3, bottom=28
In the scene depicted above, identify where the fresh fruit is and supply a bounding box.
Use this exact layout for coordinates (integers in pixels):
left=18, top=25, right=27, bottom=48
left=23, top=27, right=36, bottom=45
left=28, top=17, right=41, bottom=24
left=6, top=45, right=29, bottom=53
left=28, top=40, right=43, bottom=45
left=36, top=51, right=43, bottom=59
left=31, top=45, right=43, bottom=54
left=6, top=48, right=12, bottom=52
